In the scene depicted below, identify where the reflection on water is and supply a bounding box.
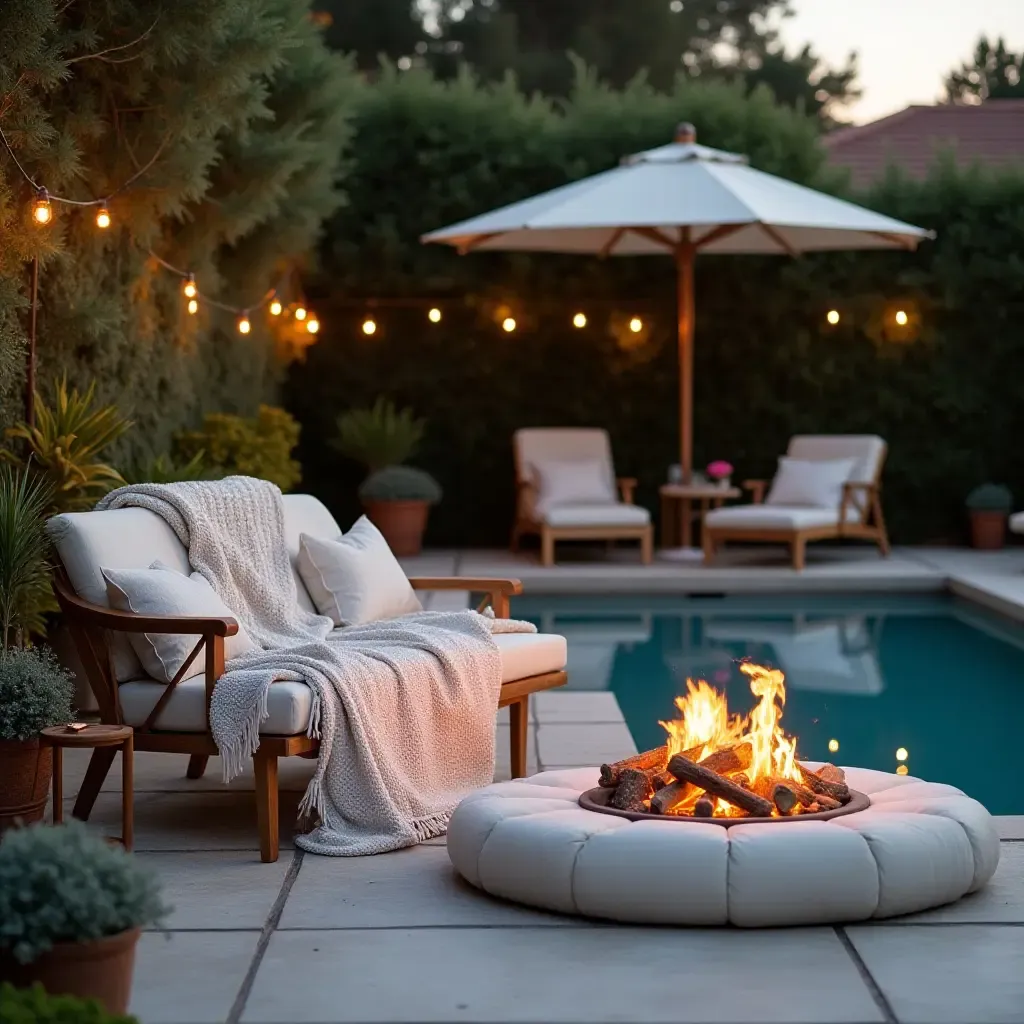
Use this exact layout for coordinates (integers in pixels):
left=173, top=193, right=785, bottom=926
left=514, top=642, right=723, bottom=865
left=520, top=594, right=1024, bottom=813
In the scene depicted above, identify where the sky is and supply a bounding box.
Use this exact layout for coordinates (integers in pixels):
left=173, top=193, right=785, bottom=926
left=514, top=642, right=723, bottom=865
left=777, top=0, right=1024, bottom=122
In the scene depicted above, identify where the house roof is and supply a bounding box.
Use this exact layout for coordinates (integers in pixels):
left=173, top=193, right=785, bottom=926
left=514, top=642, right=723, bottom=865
left=823, top=101, right=1024, bottom=188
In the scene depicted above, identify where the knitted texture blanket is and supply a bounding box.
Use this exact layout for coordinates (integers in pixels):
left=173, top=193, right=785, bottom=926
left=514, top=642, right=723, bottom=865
left=96, top=478, right=535, bottom=855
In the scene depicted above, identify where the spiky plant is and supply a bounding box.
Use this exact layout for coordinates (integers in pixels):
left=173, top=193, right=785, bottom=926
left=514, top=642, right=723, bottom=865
left=333, top=398, right=425, bottom=473
left=120, top=450, right=209, bottom=485
left=5, top=378, right=131, bottom=515
left=0, top=465, right=53, bottom=647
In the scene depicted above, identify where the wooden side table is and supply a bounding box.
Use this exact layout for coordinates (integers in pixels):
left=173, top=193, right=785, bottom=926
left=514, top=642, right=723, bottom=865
left=659, top=483, right=741, bottom=548
left=41, top=724, right=134, bottom=850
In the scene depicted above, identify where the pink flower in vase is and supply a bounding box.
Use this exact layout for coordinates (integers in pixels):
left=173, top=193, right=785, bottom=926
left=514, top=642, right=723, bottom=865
left=706, top=460, right=733, bottom=482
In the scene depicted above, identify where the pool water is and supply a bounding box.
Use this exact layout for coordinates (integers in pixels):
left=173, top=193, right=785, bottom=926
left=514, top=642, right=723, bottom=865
left=513, top=593, right=1024, bottom=813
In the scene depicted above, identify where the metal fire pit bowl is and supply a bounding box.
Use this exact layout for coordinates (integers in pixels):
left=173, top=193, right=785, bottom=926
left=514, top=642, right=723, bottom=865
left=578, top=784, right=871, bottom=825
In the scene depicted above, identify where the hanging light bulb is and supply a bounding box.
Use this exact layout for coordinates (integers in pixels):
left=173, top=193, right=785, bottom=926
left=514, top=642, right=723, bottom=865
left=502, top=317, right=517, bottom=333
left=894, top=309, right=908, bottom=326
left=828, top=738, right=839, bottom=753
left=573, top=312, right=587, bottom=328
left=294, top=306, right=307, bottom=321
left=238, top=313, right=251, bottom=334
left=269, top=299, right=283, bottom=316
left=306, top=317, right=320, bottom=334
left=183, top=274, right=197, bottom=299
left=428, top=307, right=442, bottom=323
left=95, top=206, right=111, bottom=229
left=32, top=188, right=52, bottom=225
left=826, top=309, right=840, bottom=325
left=628, top=317, right=643, bottom=333
left=362, top=318, right=377, bottom=336
left=187, top=298, right=199, bottom=315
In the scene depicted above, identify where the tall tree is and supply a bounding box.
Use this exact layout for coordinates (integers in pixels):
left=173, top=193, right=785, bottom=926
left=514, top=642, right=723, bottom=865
left=945, top=36, right=1024, bottom=103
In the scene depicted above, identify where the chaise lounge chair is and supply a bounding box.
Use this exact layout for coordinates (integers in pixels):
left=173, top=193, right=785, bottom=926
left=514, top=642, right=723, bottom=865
left=511, top=428, right=653, bottom=566
left=48, top=494, right=568, bottom=862
left=702, top=435, right=890, bottom=571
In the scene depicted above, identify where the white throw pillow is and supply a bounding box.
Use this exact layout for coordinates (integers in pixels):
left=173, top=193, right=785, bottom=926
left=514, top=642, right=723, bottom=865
left=765, top=457, right=858, bottom=509
left=534, top=458, right=615, bottom=512
left=297, top=516, right=423, bottom=627
left=102, top=562, right=257, bottom=684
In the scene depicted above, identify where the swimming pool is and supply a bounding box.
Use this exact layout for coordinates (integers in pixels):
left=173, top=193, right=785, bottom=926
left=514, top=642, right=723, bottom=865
left=512, top=593, right=1024, bottom=813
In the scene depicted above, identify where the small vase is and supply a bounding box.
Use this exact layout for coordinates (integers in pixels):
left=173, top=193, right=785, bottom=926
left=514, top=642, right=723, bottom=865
left=969, top=510, right=1007, bottom=550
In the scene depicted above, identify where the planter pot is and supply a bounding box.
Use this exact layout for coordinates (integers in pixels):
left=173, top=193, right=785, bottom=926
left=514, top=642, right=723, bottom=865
left=969, top=510, right=1007, bottom=550
left=0, top=737, right=52, bottom=833
left=363, top=499, right=430, bottom=557
left=0, top=927, right=140, bottom=1014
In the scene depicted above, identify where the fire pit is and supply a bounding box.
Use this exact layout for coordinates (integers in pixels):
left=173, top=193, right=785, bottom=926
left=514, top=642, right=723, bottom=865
left=447, top=664, right=1001, bottom=927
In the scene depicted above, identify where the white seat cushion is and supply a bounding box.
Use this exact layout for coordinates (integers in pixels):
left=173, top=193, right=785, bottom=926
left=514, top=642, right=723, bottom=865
left=765, top=457, right=857, bottom=509
left=535, top=459, right=615, bottom=513
left=704, top=505, right=840, bottom=531
left=1011, top=512, right=1024, bottom=534
left=543, top=503, right=650, bottom=528
left=118, top=632, right=567, bottom=734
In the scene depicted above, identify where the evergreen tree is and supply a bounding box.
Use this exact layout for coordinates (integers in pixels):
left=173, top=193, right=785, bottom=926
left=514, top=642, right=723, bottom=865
left=0, top=0, right=356, bottom=458
left=945, top=36, right=1024, bottom=103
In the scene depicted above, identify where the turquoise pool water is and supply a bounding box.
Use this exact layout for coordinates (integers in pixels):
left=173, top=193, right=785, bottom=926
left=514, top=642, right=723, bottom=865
left=513, top=593, right=1024, bottom=813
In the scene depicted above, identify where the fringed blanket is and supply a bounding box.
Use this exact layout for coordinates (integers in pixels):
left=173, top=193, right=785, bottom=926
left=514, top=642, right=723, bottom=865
left=97, top=478, right=535, bottom=855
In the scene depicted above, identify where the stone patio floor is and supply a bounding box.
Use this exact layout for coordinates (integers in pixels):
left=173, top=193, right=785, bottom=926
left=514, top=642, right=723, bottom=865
left=57, top=544, right=1024, bottom=1023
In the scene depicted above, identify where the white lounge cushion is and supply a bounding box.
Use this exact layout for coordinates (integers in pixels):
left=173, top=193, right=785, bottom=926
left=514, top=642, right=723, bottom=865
left=1011, top=512, right=1024, bottom=534
left=297, top=517, right=422, bottom=626
left=118, top=632, right=567, bottom=733
left=543, top=503, right=650, bottom=528
left=535, top=459, right=615, bottom=513
left=103, top=562, right=257, bottom=683
left=704, top=505, right=840, bottom=531
left=786, top=435, right=886, bottom=521
left=514, top=428, right=617, bottom=520
left=765, top=457, right=857, bottom=509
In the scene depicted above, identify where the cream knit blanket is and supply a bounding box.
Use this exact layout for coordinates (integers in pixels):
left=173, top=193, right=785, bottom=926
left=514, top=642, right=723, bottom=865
left=96, top=477, right=534, bottom=855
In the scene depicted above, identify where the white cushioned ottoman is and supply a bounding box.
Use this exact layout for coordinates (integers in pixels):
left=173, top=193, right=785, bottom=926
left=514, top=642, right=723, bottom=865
left=447, top=767, right=1000, bottom=927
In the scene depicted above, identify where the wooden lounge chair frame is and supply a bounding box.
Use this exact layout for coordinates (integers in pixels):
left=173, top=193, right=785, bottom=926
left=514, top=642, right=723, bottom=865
left=53, top=570, right=566, bottom=862
left=702, top=446, right=891, bottom=571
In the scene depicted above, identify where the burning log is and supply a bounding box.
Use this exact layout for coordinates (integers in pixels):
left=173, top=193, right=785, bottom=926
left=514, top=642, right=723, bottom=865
left=651, top=769, right=674, bottom=791
left=733, top=773, right=751, bottom=790
left=692, top=794, right=715, bottom=817
left=698, top=742, right=752, bottom=777
left=649, top=780, right=693, bottom=815
left=817, top=764, right=846, bottom=785
left=798, top=762, right=850, bottom=803
left=599, top=746, right=668, bottom=788
left=667, top=753, right=774, bottom=818
left=608, top=768, right=653, bottom=812
left=769, top=783, right=798, bottom=815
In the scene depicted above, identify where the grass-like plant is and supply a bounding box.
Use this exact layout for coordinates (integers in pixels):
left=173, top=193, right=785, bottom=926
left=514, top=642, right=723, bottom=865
left=120, top=451, right=209, bottom=485
left=0, top=465, right=54, bottom=646
left=0, top=647, right=74, bottom=741
left=358, top=465, right=442, bottom=504
left=333, top=399, right=425, bottom=473
left=0, top=821, right=169, bottom=965
left=0, top=982, right=138, bottom=1023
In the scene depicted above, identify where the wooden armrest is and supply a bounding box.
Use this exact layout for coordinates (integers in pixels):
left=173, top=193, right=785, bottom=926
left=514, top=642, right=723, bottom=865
left=617, top=477, right=638, bottom=504
left=408, top=577, right=523, bottom=618
left=842, top=481, right=876, bottom=493
left=743, top=479, right=768, bottom=504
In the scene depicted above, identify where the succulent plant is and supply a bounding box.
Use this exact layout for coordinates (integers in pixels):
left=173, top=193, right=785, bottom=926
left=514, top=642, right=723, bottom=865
left=358, top=465, right=442, bottom=504
left=966, top=483, right=1013, bottom=512
left=0, top=647, right=74, bottom=742
left=333, top=399, right=425, bottom=473
left=0, top=983, right=138, bottom=1023
left=0, top=822, right=169, bottom=964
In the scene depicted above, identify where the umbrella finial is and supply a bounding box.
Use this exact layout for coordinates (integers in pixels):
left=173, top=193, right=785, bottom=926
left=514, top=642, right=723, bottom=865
left=674, top=122, right=696, bottom=144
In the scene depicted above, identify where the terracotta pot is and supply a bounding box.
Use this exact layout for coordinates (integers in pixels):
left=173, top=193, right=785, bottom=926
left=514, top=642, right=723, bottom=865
left=363, top=499, right=430, bottom=556
left=969, top=510, right=1007, bottom=550
left=0, top=737, right=52, bottom=833
left=0, top=927, right=140, bottom=1015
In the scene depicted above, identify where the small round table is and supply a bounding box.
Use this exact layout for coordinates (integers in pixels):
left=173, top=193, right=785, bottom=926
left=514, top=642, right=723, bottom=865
left=659, top=483, right=741, bottom=549
left=41, top=724, right=134, bottom=850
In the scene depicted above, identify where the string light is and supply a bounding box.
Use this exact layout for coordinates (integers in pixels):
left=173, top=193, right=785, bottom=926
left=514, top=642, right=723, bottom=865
left=502, top=317, right=516, bottom=333
left=826, top=309, right=840, bottom=325
left=306, top=317, right=320, bottom=334
left=183, top=274, right=197, bottom=299
left=894, top=310, right=908, bottom=326
left=95, top=206, right=111, bottom=229
left=573, top=312, right=587, bottom=328
left=362, top=318, right=377, bottom=335
left=428, top=307, right=442, bottom=323
left=294, top=306, right=307, bottom=321
left=237, top=313, right=251, bottom=334
left=32, top=188, right=52, bottom=225
left=629, top=317, right=643, bottom=333
left=187, top=298, right=198, bottom=315
left=896, top=746, right=908, bottom=761
left=828, top=739, right=839, bottom=753
left=269, top=299, right=283, bottom=316
left=896, top=765, right=909, bottom=776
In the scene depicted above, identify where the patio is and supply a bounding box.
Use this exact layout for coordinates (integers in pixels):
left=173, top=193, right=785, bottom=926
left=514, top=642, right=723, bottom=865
left=54, top=543, right=1024, bottom=1024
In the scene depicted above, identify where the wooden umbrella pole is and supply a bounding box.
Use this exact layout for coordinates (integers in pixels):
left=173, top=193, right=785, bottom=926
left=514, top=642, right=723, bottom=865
left=676, top=238, right=696, bottom=480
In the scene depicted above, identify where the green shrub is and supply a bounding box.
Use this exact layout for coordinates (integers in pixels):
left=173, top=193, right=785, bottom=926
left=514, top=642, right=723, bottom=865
left=174, top=406, right=301, bottom=492
left=0, top=822, right=168, bottom=965
left=0, top=983, right=137, bottom=1024
left=358, top=465, right=442, bottom=503
left=0, top=466, right=53, bottom=645
left=0, top=648, right=74, bottom=741
left=333, top=399, right=425, bottom=473
left=966, top=483, right=1012, bottom=512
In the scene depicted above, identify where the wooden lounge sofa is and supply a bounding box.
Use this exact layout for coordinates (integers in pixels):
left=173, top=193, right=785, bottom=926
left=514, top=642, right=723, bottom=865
left=48, top=494, right=568, bottom=862
left=702, top=435, right=890, bottom=571
left=511, top=428, right=653, bottom=566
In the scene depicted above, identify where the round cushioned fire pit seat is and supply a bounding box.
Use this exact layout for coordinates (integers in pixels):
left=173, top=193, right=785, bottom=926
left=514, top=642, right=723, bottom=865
left=447, top=766, right=1000, bottom=927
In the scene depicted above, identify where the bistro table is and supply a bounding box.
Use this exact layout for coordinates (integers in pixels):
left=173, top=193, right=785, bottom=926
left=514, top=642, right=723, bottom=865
left=659, top=482, right=741, bottom=550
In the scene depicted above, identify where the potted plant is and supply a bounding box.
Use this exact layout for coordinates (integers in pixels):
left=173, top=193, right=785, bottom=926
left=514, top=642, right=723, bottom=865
left=334, top=399, right=441, bottom=555
left=0, top=822, right=168, bottom=1014
left=0, top=981, right=138, bottom=1022
left=966, top=484, right=1012, bottom=550
left=358, top=466, right=443, bottom=557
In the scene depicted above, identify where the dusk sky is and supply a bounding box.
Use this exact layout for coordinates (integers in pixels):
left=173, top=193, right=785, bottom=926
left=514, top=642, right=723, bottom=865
left=778, top=0, right=1024, bottom=122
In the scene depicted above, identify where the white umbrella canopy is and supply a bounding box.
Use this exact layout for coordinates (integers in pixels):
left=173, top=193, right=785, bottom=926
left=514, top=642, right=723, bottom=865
left=423, top=125, right=933, bottom=477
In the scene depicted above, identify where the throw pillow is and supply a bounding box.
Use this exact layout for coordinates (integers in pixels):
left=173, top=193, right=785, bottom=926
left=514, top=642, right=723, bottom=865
left=297, top=516, right=423, bottom=627
left=765, top=457, right=858, bottom=509
left=102, top=562, right=257, bottom=684
left=534, top=458, right=615, bottom=512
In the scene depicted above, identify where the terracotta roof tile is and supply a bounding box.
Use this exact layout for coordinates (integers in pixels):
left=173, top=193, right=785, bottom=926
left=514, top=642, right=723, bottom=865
left=824, top=101, right=1024, bottom=188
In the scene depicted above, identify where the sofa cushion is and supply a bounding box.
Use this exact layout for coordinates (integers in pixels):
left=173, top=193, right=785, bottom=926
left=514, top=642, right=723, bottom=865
left=765, top=457, right=857, bottom=510
left=514, top=429, right=617, bottom=520
left=535, top=459, right=616, bottom=513
left=704, top=505, right=840, bottom=531
left=103, top=562, right=257, bottom=683
left=543, top=503, right=650, bottom=528
left=281, top=494, right=344, bottom=614
left=297, top=516, right=422, bottom=626
left=117, top=631, right=567, bottom=734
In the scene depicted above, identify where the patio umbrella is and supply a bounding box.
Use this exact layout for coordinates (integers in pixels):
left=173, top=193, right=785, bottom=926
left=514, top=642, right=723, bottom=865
left=422, top=124, right=933, bottom=480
